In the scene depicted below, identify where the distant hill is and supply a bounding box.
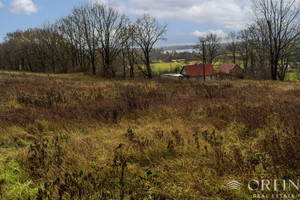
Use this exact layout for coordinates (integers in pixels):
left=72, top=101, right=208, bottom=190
left=157, top=43, right=226, bottom=52
left=159, top=45, right=196, bottom=51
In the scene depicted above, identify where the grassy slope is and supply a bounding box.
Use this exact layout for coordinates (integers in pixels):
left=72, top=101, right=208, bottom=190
left=151, top=62, right=183, bottom=75
left=151, top=61, right=203, bottom=75
left=0, top=71, right=300, bottom=199
left=151, top=61, right=227, bottom=76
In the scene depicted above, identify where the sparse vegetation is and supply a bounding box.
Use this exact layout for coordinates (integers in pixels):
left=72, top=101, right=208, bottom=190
left=0, top=71, right=299, bottom=199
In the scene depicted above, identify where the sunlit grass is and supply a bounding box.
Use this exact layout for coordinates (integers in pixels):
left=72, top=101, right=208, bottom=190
left=0, top=158, right=39, bottom=199
left=0, top=71, right=299, bottom=199
left=285, top=71, right=300, bottom=81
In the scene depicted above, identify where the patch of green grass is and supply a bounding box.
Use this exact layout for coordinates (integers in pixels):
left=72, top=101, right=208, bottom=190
left=285, top=72, right=300, bottom=81
left=151, top=62, right=181, bottom=75
left=151, top=61, right=224, bottom=75
left=151, top=61, right=206, bottom=75
left=0, top=158, right=38, bottom=199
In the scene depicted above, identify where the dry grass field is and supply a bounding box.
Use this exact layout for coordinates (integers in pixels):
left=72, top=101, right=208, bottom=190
left=0, top=71, right=299, bottom=199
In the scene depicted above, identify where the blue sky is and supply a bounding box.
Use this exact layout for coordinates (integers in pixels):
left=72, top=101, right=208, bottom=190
left=0, top=0, right=251, bottom=45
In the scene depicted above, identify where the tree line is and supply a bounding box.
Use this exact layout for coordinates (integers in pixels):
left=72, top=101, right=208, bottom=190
left=0, top=0, right=299, bottom=80
left=0, top=3, right=167, bottom=78
left=195, top=0, right=300, bottom=81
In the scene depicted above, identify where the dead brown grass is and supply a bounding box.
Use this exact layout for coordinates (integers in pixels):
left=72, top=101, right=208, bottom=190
left=0, top=71, right=300, bottom=199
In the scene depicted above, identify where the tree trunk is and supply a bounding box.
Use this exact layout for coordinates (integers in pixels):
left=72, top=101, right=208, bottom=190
left=29, top=62, right=32, bottom=72
left=91, top=59, right=96, bottom=75
left=145, top=53, right=152, bottom=79
left=233, top=53, right=236, bottom=64
left=129, top=60, right=134, bottom=79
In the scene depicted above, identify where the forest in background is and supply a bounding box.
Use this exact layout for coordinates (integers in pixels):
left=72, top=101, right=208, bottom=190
left=0, top=0, right=299, bottom=81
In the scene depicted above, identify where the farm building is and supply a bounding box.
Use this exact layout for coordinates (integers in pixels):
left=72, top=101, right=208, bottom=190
left=180, top=64, right=217, bottom=80
left=218, top=64, right=244, bottom=79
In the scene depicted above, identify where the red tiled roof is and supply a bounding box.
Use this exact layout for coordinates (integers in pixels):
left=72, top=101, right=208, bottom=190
left=218, top=64, right=239, bottom=74
left=182, top=64, right=217, bottom=77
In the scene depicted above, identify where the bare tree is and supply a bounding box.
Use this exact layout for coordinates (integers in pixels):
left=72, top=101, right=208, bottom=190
left=58, top=3, right=129, bottom=77
left=70, top=4, right=100, bottom=75
left=121, top=24, right=137, bottom=79
left=1, top=31, right=24, bottom=71
left=226, top=32, right=238, bottom=64
left=237, top=29, right=252, bottom=73
left=246, top=23, right=270, bottom=79
left=20, top=29, right=48, bottom=72
left=57, top=16, right=87, bottom=72
left=21, top=29, right=37, bottom=72
left=133, top=14, right=167, bottom=78
left=39, top=24, right=60, bottom=73
left=278, top=39, right=298, bottom=80
left=252, top=0, right=300, bottom=80
left=195, top=33, right=222, bottom=65
left=43, top=23, right=73, bottom=73
left=93, top=4, right=129, bottom=78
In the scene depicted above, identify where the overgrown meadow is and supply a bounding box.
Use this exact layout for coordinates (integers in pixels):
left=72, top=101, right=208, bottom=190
left=0, top=71, right=299, bottom=199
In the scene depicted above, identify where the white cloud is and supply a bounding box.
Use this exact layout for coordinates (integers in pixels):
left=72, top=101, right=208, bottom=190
left=0, top=2, right=4, bottom=8
left=90, top=0, right=108, bottom=6
left=125, top=0, right=249, bottom=30
left=10, top=0, right=39, bottom=15
left=86, top=0, right=251, bottom=30
left=90, top=0, right=126, bottom=12
left=191, top=29, right=228, bottom=39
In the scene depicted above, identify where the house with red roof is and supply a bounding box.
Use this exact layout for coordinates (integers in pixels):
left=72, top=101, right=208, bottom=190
left=180, top=64, right=217, bottom=80
left=218, top=64, right=244, bottom=79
